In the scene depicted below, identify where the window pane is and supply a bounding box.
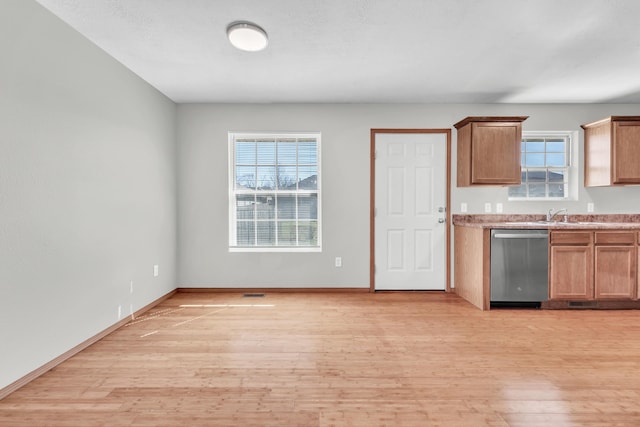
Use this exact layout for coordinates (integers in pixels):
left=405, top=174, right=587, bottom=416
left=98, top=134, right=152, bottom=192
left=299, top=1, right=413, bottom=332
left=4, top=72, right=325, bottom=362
left=298, top=142, right=317, bottom=164
left=546, top=140, right=566, bottom=152
left=236, top=195, right=255, bottom=220
left=526, top=170, right=546, bottom=183
left=549, top=183, right=565, bottom=198
left=236, top=221, right=255, bottom=245
left=256, top=221, right=275, bottom=246
left=525, top=140, right=545, bottom=152
left=255, top=195, right=275, bottom=219
left=277, top=195, right=296, bottom=219
left=257, top=141, right=276, bottom=165
left=298, top=221, right=318, bottom=246
left=548, top=169, right=565, bottom=183
left=257, top=166, right=276, bottom=190
left=236, top=166, right=256, bottom=189
left=298, top=166, right=318, bottom=189
left=277, top=166, right=297, bottom=189
left=236, top=141, right=255, bottom=164
left=277, top=142, right=297, bottom=165
left=546, top=153, right=566, bottom=167
left=524, top=153, right=544, bottom=167
left=528, top=183, right=547, bottom=198
left=277, top=221, right=297, bottom=245
left=298, top=194, right=318, bottom=219
left=508, top=184, right=527, bottom=198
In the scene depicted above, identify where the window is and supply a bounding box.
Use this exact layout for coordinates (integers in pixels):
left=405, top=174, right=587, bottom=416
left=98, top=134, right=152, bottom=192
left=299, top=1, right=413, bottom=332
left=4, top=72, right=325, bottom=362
left=508, top=132, right=572, bottom=200
left=229, top=132, right=321, bottom=251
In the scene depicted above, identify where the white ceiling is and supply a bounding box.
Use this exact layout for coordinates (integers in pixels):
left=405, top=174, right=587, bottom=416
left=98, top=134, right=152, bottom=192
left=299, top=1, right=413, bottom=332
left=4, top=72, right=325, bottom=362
left=35, top=0, right=640, bottom=104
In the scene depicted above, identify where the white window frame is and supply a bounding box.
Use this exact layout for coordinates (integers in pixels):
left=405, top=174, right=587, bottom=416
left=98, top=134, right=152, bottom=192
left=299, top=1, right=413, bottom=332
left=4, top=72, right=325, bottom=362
left=228, top=132, right=322, bottom=252
left=508, top=131, right=576, bottom=201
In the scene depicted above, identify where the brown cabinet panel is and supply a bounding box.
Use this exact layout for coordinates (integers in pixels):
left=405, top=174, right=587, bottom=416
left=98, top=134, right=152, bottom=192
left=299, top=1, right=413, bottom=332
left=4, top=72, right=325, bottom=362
left=595, top=231, right=636, bottom=245
left=549, top=245, right=594, bottom=300
left=470, top=123, right=521, bottom=184
left=613, top=121, right=640, bottom=183
left=454, top=116, right=527, bottom=186
left=550, top=231, right=592, bottom=246
left=594, top=246, right=636, bottom=299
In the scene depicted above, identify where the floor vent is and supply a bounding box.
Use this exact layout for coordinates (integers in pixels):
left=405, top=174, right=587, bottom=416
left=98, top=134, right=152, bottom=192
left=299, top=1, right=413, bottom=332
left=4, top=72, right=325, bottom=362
left=567, top=300, right=597, bottom=308
left=243, top=293, right=265, bottom=298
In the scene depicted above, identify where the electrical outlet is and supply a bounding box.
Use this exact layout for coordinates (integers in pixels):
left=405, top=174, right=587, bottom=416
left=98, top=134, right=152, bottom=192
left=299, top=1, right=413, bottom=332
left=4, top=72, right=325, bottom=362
left=484, top=202, right=492, bottom=213
left=153, top=264, right=159, bottom=277
left=496, top=203, right=503, bottom=213
left=117, top=305, right=122, bottom=319
left=130, top=280, right=134, bottom=294
left=460, top=202, right=468, bottom=213
left=335, top=257, right=342, bottom=267
left=587, top=202, right=594, bottom=213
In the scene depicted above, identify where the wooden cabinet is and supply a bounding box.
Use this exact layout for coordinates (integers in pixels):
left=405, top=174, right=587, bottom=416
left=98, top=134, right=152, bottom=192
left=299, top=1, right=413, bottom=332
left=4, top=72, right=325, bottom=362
left=549, top=230, right=637, bottom=301
left=594, top=232, right=636, bottom=299
left=582, top=116, right=640, bottom=186
left=549, top=231, right=593, bottom=300
left=454, top=116, right=528, bottom=186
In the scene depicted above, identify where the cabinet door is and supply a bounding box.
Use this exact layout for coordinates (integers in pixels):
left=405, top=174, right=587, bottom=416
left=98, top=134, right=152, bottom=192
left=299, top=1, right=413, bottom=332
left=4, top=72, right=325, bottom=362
left=595, top=246, right=636, bottom=299
left=471, top=122, right=521, bottom=185
left=549, top=245, right=593, bottom=300
left=613, top=121, right=640, bottom=184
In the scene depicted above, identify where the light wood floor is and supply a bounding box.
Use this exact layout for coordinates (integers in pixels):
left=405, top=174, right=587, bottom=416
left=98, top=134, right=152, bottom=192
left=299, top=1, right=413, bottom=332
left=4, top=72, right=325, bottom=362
left=2, top=292, right=640, bottom=426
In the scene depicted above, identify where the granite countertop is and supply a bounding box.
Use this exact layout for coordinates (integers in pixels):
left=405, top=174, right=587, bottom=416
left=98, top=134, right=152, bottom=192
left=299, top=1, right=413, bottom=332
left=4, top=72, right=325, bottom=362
left=452, top=214, right=640, bottom=230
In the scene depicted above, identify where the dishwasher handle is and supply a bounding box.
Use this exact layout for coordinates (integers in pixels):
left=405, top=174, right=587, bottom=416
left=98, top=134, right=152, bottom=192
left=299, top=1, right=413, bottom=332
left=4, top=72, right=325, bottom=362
left=493, top=233, right=548, bottom=239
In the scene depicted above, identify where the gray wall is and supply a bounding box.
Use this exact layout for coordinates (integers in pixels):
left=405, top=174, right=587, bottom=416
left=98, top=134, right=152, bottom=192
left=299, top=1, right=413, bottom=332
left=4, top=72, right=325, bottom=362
left=0, top=1, right=177, bottom=389
left=177, top=103, right=640, bottom=289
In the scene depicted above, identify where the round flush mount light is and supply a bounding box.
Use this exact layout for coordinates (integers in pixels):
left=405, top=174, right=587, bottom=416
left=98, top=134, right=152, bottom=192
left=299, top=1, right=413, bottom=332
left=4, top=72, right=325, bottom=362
left=226, top=21, right=268, bottom=52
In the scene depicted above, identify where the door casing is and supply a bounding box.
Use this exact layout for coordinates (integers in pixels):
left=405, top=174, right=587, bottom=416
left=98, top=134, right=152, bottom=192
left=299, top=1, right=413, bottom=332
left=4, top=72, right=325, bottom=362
left=370, top=129, right=452, bottom=292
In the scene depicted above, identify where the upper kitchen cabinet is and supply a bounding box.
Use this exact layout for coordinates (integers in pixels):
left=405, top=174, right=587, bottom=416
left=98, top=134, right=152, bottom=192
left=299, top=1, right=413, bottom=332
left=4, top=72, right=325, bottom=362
left=582, top=116, right=640, bottom=186
left=454, top=116, right=528, bottom=186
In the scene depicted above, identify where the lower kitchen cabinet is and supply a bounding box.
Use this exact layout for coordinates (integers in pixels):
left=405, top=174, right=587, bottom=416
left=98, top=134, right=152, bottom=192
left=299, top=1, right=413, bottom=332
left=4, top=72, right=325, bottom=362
left=550, top=235, right=593, bottom=300
left=549, top=230, right=637, bottom=301
left=594, top=232, right=636, bottom=299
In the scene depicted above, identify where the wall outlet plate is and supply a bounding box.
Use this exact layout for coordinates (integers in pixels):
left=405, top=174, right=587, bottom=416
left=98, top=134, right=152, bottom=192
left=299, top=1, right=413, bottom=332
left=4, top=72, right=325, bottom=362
left=484, top=202, right=491, bottom=213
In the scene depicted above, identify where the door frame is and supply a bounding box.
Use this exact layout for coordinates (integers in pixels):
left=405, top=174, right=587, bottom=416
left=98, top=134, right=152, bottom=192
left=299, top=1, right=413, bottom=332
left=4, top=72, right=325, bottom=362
left=370, top=129, right=452, bottom=292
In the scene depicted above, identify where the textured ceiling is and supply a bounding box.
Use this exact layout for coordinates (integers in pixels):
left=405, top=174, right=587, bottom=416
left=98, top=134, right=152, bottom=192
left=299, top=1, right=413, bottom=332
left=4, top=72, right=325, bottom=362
left=34, top=0, right=640, bottom=103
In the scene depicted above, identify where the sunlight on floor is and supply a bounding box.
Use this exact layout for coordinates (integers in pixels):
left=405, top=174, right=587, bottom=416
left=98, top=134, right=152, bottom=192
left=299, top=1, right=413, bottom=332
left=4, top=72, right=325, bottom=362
left=178, top=304, right=275, bottom=308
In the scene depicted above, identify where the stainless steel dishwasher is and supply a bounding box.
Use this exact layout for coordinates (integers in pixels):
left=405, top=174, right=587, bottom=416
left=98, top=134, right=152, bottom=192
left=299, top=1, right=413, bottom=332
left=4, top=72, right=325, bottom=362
left=490, top=229, right=549, bottom=305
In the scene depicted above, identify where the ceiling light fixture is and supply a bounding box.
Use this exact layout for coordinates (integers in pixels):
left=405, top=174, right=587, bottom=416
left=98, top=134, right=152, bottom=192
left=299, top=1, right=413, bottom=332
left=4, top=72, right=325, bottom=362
left=226, top=21, right=268, bottom=52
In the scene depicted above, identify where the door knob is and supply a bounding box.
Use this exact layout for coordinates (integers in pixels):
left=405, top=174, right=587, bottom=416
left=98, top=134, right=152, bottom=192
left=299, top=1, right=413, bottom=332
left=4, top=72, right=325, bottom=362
left=438, top=218, right=446, bottom=223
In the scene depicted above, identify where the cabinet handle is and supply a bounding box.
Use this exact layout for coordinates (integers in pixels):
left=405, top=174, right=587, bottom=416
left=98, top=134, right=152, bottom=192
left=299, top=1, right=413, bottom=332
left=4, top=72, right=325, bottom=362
left=493, top=233, right=548, bottom=239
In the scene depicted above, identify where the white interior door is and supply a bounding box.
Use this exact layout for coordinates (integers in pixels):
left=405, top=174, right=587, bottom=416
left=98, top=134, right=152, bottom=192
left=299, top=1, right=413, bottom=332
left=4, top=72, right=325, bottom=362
left=374, top=132, right=447, bottom=290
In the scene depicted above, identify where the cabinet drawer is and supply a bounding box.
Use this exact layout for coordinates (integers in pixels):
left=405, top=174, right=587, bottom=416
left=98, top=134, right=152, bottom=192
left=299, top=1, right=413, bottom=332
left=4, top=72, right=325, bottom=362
left=595, top=231, right=635, bottom=245
left=551, top=231, right=592, bottom=245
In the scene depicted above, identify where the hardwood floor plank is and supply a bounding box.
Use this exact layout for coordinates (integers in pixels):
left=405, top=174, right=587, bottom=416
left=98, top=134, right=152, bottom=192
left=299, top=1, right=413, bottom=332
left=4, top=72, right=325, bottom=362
left=2, top=292, right=640, bottom=426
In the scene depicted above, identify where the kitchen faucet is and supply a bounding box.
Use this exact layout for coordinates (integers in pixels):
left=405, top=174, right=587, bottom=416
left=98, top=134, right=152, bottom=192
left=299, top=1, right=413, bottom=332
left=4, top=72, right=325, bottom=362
left=547, top=208, right=568, bottom=222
